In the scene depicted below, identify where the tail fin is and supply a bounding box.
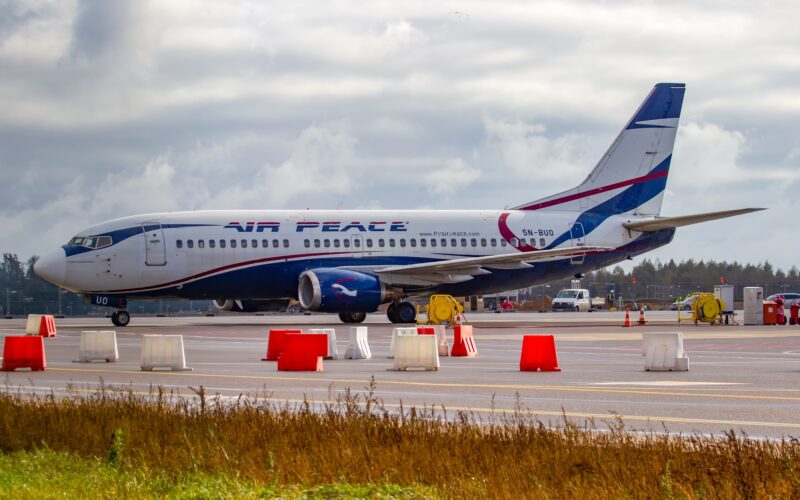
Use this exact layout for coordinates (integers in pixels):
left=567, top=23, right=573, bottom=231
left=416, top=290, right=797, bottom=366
left=514, top=83, right=685, bottom=216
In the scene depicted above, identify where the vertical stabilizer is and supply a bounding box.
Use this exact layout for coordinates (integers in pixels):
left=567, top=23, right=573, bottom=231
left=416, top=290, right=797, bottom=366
left=515, top=83, right=685, bottom=217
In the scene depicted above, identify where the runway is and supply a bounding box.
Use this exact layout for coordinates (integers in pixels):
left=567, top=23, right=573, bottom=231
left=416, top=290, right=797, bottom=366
left=3, top=311, right=800, bottom=438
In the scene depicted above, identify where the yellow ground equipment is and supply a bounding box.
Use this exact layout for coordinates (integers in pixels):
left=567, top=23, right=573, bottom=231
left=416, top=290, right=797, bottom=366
left=424, top=295, right=464, bottom=325
left=678, top=293, right=726, bottom=325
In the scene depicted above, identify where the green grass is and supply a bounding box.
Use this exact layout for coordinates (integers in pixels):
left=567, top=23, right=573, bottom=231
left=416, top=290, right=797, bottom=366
left=1, top=384, right=800, bottom=498
left=0, top=449, right=438, bottom=499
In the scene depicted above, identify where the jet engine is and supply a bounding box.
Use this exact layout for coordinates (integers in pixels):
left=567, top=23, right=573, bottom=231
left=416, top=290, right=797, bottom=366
left=298, top=268, right=400, bottom=313
left=212, top=298, right=291, bottom=313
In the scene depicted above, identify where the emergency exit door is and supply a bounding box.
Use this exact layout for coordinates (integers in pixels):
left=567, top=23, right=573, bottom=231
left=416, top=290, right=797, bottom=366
left=142, top=223, right=167, bottom=266
left=569, top=222, right=586, bottom=265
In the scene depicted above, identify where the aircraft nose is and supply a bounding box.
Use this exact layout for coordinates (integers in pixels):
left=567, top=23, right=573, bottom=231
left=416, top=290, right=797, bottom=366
left=34, top=249, right=67, bottom=286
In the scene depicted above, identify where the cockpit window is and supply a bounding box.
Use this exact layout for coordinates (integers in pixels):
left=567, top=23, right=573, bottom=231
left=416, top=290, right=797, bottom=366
left=67, top=235, right=113, bottom=249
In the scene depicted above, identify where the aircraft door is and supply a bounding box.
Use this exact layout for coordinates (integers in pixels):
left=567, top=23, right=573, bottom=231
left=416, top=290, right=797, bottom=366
left=142, top=223, right=167, bottom=266
left=569, top=222, right=585, bottom=265
left=350, top=234, right=364, bottom=258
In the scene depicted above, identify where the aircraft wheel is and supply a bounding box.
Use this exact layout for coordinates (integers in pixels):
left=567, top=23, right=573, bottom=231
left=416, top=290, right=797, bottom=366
left=387, top=302, right=400, bottom=323
left=339, top=312, right=367, bottom=324
left=111, top=310, right=130, bottom=327
left=395, top=301, right=417, bottom=324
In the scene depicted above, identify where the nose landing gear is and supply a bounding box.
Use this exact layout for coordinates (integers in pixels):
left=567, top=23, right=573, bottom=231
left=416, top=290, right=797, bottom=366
left=111, top=310, right=130, bottom=327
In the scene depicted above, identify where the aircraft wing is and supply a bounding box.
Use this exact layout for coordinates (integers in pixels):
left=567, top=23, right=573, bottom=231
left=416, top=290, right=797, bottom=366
left=374, top=245, right=610, bottom=286
left=623, top=208, right=765, bottom=232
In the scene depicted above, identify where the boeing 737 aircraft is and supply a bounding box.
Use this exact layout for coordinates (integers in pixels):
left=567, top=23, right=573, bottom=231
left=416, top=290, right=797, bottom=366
left=34, top=83, right=762, bottom=326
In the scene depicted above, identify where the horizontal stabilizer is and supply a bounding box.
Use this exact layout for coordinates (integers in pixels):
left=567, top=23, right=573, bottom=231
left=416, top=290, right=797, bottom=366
left=623, top=208, right=765, bottom=232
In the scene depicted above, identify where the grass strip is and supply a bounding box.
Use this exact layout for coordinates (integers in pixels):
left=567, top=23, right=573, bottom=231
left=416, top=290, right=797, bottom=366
left=1, top=384, right=800, bottom=498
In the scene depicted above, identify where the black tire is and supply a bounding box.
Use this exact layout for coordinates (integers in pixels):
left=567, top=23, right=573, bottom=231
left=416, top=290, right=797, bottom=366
left=574, top=306, right=580, bottom=312
left=387, top=302, right=400, bottom=323
left=111, top=310, right=130, bottom=327
left=339, top=312, right=367, bottom=323
left=395, top=302, right=417, bottom=323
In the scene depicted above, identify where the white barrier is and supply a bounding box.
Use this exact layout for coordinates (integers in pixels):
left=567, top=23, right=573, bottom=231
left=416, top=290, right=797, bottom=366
left=391, top=335, right=439, bottom=371
left=388, top=327, right=418, bottom=358
left=141, top=335, right=192, bottom=371
left=25, top=314, right=42, bottom=335
left=309, top=328, right=338, bottom=359
left=344, top=327, right=371, bottom=359
left=433, top=325, right=449, bottom=357
left=642, top=332, right=689, bottom=371
left=76, top=331, right=118, bottom=362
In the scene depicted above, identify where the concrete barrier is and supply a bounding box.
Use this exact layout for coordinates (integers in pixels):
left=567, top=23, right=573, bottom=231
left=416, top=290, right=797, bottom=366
left=433, top=325, right=449, bottom=356
left=25, top=314, right=42, bottom=335
left=141, top=335, right=192, bottom=371
left=309, top=328, right=338, bottom=359
left=391, top=335, right=439, bottom=371
left=642, top=332, right=689, bottom=371
left=344, top=327, right=371, bottom=359
left=388, top=327, right=418, bottom=358
left=76, top=331, right=118, bottom=363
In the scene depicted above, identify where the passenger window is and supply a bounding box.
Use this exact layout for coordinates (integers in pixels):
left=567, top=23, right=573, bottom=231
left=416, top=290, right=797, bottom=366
left=430, top=239, right=436, bottom=247
left=400, top=239, right=406, bottom=247
left=441, top=238, right=447, bottom=247
left=379, top=239, right=385, bottom=248
left=343, top=239, right=350, bottom=248
left=230, top=240, right=237, bottom=248
left=220, top=239, right=226, bottom=249
left=198, top=240, right=205, bottom=249
left=251, top=239, right=257, bottom=248
left=304, top=239, right=310, bottom=248
left=501, top=239, right=508, bottom=247
left=389, top=239, right=396, bottom=247
left=520, top=238, right=527, bottom=247
left=334, top=239, right=340, bottom=248
left=366, top=239, right=373, bottom=248
left=410, top=239, right=416, bottom=247
left=461, top=238, right=467, bottom=247
left=241, top=239, right=248, bottom=248
left=187, top=240, right=194, bottom=249
left=273, top=239, right=279, bottom=248
left=511, top=238, right=518, bottom=247
left=578, top=292, right=584, bottom=299
left=470, top=238, right=477, bottom=247
left=491, top=238, right=497, bottom=247
left=283, top=239, right=289, bottom=248
left=354, top=238, right=361, bottom=248
left=480, top=238, right=487, bottom=247
left=451, top=238, right=457, bottom=247
left=420, top=239, right=426, bottom=247
left=540, top=238, right=546, bottom=247
left=209, top=240, right=215, bottom=249
left=324, top=239, right=331, bottom=248
left=176, top=240, right=183, bottom=249
left=262, top=239, right=268, bottom=248
left=314, top=239, right=321, bottom=248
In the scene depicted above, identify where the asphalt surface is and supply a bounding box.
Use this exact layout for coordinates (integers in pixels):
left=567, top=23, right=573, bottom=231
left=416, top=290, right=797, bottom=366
left=3, top=310, right=800, bottom=438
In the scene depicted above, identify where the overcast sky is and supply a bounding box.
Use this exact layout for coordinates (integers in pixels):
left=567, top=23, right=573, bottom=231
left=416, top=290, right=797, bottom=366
left=1, top=0, right=798, bottom=272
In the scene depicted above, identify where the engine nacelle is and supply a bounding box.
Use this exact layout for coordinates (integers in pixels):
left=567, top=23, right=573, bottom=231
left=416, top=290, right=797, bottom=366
left=298, top=268, right=398, bottom=313
left=212, top=299, right=291, bottom=313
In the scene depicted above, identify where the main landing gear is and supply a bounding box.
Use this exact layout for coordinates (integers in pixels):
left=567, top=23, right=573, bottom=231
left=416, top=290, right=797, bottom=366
left=111, top=310, right=130, bottom=327
left=387, top=301, right=417, bottom=324
left=339, top=312, right=367, bottom=324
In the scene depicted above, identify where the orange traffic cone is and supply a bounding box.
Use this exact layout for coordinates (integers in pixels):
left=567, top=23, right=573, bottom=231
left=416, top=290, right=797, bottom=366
left=638, top=308, right=647, bottom=325
left=623, top=308, right=631, bottom=327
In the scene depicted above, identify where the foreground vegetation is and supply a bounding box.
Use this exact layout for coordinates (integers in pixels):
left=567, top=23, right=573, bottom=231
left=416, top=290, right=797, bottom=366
left=1, top=385, right=800, bottom=498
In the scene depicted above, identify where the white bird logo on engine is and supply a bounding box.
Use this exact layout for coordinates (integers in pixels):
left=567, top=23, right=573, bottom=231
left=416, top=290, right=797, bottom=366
left=332, top=283, right=358, bottom=297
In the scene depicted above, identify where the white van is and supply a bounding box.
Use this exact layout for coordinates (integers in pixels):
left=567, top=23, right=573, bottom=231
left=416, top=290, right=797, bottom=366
left=551, top=289, right=593, bottom=312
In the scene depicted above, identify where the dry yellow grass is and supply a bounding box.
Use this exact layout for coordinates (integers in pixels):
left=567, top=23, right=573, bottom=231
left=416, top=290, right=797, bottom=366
left=1, top=382, right=799, bottom=498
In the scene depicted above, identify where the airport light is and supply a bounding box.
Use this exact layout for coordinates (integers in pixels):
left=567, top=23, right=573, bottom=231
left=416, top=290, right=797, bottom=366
left=5, top=289, right=17, bottom=317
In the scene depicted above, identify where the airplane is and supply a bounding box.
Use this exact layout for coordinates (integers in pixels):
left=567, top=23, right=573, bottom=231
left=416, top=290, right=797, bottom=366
left=33, top=83, right=763, bottom=327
